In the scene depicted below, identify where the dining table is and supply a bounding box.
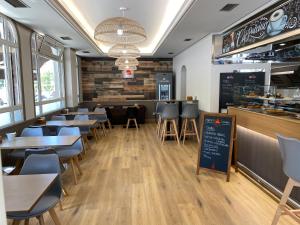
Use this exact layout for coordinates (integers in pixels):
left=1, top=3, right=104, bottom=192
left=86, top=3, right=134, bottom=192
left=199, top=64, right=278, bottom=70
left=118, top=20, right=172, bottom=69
left=45, top=120, right=97, bottom=127
left=59, top=112, right=105, bottom=116
left=3, top=174, right=58, bottom=213
left=0, top=136, right=81, bottom=150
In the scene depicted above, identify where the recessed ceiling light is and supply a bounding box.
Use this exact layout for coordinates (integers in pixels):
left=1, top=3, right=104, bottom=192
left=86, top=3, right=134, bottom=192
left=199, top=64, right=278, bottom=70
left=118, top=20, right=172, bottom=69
left=4, top=0, right=29, bottom=8
left=60, top=36, right=72, bottom=40
left=220, top=4, right=239, bottom=12
left=168, top=52, right=174, bottom=55
left=184, top=38, right=192, bottom=42
left=82, top=50, right=90, bottom=54
left=279, top=43, right=286, bottom=46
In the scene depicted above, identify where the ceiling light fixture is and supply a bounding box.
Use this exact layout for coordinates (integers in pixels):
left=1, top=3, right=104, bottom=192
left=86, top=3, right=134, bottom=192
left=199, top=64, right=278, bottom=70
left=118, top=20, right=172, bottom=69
left=108, top=44, right=141, bottom=58
left=94, top=7, right=147, bottom=44
left=115, top=57, right=139, bottom=67
left=279, top=43, right=286, bottom=46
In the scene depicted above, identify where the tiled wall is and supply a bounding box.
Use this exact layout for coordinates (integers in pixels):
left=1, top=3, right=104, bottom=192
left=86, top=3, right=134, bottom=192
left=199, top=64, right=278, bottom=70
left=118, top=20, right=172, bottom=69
left=80, top=58, right=173, bottom=101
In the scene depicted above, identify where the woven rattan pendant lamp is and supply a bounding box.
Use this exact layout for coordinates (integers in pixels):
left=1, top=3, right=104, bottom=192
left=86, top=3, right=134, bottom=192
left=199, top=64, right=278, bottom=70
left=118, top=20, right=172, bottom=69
left=115, top=57, right=139, bottom=67
left=94, top=7, right=146, bottom=44
left=118, top=65, right=137, bottom=71
left=108, top=44, right=140, bottom=58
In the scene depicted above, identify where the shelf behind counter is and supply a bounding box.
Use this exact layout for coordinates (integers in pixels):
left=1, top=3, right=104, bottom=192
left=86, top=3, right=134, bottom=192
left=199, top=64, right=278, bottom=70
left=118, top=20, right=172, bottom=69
left=228, top=107, right=300, bottom=206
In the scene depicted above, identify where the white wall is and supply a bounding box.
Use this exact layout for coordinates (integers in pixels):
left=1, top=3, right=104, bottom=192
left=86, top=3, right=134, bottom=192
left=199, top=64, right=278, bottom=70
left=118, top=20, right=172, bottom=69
left=173, top=34, right=214, bottom=111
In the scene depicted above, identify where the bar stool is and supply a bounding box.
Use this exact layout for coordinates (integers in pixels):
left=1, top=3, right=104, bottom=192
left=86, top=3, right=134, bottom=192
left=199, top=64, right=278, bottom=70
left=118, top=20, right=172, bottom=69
left=271, top=134, right=300, bottom=225
left=180, top=102, right=200, bottom=144
left=126, top=106, right=139, bottom=130
left=161, top=103, right=180, bottom=144
left=155, top=102, right=166, bottom=137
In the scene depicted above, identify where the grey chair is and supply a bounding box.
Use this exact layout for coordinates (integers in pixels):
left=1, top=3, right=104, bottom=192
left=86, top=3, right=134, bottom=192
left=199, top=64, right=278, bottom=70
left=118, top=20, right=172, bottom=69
left=272, top=134, right=300, bottom=225
left=155, top=102, right=166, bottom=137
left=93, top=107, right=112, bottom=133
left=77, top=108, right=89, bottom=112
left=74, top=114, right=95, bottom=147
left=180, top=102, right=200, bottom=144
left=161, top=103, right=180, bottom=144
left=7, top=154, right=62, bottom=225
left=10, top=127, right=44, bottom=160
left=55, top=127, right=83, bottom=185
left=51, top=115, right=66, bottom=121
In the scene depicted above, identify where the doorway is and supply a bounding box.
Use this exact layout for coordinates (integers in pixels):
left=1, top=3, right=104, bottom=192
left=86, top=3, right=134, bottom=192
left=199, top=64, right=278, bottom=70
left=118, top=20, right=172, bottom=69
left=180, top=66, right=187, bottom=100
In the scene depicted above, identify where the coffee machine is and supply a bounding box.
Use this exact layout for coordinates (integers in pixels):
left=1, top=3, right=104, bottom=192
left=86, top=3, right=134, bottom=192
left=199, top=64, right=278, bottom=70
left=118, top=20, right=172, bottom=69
left=156, top=73, right=173, bottom=100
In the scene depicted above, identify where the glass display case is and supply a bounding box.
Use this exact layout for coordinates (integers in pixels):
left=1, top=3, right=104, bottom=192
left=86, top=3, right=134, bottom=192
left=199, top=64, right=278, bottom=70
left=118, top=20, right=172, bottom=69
left=233, top=85, right=300, bottom=116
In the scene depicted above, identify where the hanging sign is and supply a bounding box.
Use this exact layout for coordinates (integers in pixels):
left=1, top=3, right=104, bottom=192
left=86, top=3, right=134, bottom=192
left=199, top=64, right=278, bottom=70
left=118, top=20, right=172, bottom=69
left=222, top=0, right=300, bottom=54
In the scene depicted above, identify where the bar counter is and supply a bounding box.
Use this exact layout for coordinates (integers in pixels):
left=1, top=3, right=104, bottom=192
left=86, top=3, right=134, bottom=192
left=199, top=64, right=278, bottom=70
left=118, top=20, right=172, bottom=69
left=228, top=107, right=300, bottom=206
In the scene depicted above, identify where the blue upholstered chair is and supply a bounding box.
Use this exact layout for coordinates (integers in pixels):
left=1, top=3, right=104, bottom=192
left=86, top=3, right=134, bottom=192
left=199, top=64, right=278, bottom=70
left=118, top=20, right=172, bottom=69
left=7, top=154, right=62, bottom=225
left=10, top=127, right=44, bottom=160
left=55, top=127, right=83, bottom=185
left=77, top=108, right=89, bottom=112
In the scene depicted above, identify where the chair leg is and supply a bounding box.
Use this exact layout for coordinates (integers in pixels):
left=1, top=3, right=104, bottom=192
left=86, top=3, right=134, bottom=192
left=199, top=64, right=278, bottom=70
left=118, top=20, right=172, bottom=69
left=271, top=178, right=294, bottom=225
left=192, top=119, right=200, bottom=143
left=62, top=185, right=69, bottom=196
left=134, top=119, right=138, bottom=130
left=157, top=116, right=161, bottom=136
left=49, top=208, right=62, bottom=225
left=183, top=119, right=188, bottom=145
left=162, top=120, right=167, bottom=144
left=172, top=120, right=180, bottom=145
left=180, top=118, right=185, bottom=139
left=101, top=122, right=106, bottom=136
left=24, top=219, right=29, bottom=225
left=92, top=128, right=98, bottom=141
left=83, top=135, right=91, bottom=150
left=70, top=158, right=78, bottom=185
left=37, top=215, right=45, bottom=225
left=108, top=120, right=112, bottom=130
left=59, top=200, right=63, bottom=211
left=12, top=220, right=21, bottom=225
left=74, top=156, right=83, bottom=175
left=126, top=119, right=130, bottom=130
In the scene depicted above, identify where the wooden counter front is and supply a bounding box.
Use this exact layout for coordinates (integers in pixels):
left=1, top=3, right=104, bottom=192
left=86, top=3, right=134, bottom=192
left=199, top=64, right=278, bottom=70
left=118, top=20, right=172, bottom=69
left=228, top=107, right=300, bottom=140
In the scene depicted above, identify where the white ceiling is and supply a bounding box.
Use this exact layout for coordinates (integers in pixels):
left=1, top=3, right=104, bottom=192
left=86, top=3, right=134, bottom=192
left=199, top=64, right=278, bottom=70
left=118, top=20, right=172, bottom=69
left=154, top=0, right=279, bottom=57
left=0, top=0, right=280, bottom=58
left=0, top=0, right=100, bottom=56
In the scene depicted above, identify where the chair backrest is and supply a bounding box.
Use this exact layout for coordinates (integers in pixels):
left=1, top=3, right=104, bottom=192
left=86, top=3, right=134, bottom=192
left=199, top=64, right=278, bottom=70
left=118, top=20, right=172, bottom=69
left=21, top=127, right=43, bottom=137
left=161, top=103, right=179, bottom=120
left=94, top=107, right=106, bottom=113
left=74, top=115, right=89, bottom=121
left=126, top=107, right=138, bottom=119
left=181, top=103, right=199, bottom=118
left=277, top=134, right=300, bottom=182
left=77, top=108, right=89, bottom=112
left=156, top=102, right=166, bottom=115
left=51, top=115, right=66, bottom=121
left=20, top=154, right=62, bottom=198
left=58, top=127, right=83, bottom=152
left=24, top=148, right=66, bottom=173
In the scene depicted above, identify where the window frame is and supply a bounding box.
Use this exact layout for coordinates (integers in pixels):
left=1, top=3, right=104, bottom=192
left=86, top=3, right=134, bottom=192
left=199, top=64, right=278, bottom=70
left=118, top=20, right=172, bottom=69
left=0, top=14, right=23, bottom=128
left=31, top=33, right=65, bottom=116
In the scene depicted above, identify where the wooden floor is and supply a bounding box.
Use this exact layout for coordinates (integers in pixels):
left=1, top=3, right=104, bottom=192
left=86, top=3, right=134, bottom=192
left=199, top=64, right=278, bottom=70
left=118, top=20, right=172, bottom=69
left=10, top=124, right=298, bottom=225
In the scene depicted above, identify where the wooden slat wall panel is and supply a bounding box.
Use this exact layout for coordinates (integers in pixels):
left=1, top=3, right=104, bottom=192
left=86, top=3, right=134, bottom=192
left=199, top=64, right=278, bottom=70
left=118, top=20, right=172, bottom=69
left=80, top=58, right=173, bottom=101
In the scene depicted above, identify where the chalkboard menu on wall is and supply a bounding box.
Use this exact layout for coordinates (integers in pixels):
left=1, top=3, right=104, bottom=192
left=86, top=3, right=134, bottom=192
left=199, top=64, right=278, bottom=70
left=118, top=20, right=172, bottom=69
left=196, top=113, right=235, bottom=181
left=222, top=0, right=300, bottom=54
left=219, top=72, right=265, bottom=112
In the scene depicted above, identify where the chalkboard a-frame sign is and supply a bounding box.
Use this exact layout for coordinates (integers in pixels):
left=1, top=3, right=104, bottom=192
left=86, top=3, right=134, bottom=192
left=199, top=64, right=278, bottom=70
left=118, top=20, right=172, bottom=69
left=196, top=113, right=235, bottom=182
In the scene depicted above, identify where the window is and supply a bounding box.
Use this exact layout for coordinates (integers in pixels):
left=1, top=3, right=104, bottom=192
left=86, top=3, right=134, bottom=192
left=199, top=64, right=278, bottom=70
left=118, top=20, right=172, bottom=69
left=0, top=15, right=23, bottom=128
left=32, top=33, right=65, bottom=116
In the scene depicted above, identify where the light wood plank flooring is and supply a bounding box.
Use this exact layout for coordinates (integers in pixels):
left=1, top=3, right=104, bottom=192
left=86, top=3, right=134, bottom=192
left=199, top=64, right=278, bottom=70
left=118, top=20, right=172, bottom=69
left=10, top=124, right=298, bottom=225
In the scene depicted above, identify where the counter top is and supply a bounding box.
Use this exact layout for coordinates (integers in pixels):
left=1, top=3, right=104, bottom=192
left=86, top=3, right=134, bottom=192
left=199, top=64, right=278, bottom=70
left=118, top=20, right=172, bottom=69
left=228, top=107, right=300, bottom=139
